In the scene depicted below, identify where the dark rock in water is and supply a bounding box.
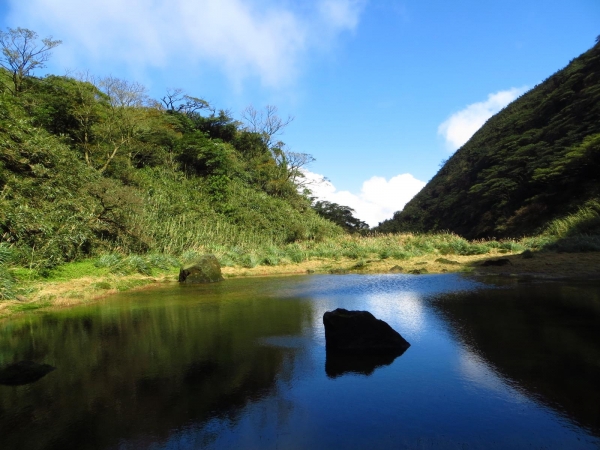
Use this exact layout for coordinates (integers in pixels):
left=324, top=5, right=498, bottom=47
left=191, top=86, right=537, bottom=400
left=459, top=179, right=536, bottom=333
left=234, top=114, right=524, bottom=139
left=323, top=308, right=410, bottom=354
left=481, top=258, right=512, bottom=267
left=179, top=254, right=223, bottom=283
left=325, top=350, right=406, bottom=378
left=389, top=265, right=403, bottom=273
left=0, top=361, right=55, bottom=386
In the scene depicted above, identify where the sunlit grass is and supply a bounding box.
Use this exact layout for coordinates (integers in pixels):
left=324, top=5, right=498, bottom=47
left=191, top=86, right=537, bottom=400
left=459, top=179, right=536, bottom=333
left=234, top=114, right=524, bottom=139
left=3, top=224, right=600, bottom=304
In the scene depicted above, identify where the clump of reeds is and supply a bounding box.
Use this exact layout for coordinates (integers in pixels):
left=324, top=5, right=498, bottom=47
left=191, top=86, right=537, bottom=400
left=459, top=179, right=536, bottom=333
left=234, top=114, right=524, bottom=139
left=0, top=243, right=17, bottom=300
left=544, top=200, right=600, bottom=238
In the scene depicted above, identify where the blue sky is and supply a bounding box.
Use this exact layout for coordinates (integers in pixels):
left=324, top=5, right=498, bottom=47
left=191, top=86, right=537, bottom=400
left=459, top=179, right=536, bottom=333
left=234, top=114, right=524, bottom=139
left=1, top=0, right=598, bottom=225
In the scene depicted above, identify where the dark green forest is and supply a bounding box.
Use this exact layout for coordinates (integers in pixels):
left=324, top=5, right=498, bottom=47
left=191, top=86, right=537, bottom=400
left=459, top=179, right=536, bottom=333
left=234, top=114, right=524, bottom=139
left=378, top=39, right=600, bottom=239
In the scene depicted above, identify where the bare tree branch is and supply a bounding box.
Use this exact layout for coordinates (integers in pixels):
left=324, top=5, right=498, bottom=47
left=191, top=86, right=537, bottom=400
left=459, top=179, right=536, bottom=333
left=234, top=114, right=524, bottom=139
left=283, top=151, right=316, bottom=189
left=99, top=76, right=148, bottom=108
left=241, top=104, right=294, bottom=149
left=160, top=88, right=185, bottom=111
left=160, top=88, right=211, bottom=115
left=0, top=27, right=61, bottom=94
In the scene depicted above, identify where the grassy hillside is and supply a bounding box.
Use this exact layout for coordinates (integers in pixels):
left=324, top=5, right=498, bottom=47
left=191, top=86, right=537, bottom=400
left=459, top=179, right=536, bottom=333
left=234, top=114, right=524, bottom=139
left=0, top=69, right=341, bottom=277
left=378, top=40, right=600, bottom=239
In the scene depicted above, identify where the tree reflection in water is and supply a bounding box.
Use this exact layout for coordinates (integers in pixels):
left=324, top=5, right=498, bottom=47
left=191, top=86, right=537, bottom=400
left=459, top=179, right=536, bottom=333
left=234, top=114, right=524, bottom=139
left=430, top=280, right=600, bottom=435
left=0, top=288, right=312, bottom=450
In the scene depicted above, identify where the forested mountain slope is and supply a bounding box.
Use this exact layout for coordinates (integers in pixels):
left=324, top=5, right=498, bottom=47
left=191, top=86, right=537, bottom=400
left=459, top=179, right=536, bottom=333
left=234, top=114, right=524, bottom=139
left=378, top=40, right=600, bottom=238
left=0, top=70, right=340, bottom=270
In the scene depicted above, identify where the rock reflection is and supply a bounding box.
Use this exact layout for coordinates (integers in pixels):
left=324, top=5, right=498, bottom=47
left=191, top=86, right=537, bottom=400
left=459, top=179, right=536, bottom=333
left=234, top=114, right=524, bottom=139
left=325, top=349, right=407, bottom=378
left=432, top=281, right=600, bottom=435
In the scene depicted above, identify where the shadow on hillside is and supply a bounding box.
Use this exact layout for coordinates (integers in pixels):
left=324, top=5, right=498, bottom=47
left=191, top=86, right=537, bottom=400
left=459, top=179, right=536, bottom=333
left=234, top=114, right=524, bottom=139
left=466, top=240, right=600, bottom=280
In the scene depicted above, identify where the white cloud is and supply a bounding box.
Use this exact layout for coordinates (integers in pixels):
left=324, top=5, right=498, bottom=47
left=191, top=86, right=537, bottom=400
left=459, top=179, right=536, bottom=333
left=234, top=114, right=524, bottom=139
left=318, top=0, right=366, bottom=31
left=438, top=87, right=528, bottom=151
left=304, top=170, right=426, bottom=227
left=6, top=0, right=367, bottom=88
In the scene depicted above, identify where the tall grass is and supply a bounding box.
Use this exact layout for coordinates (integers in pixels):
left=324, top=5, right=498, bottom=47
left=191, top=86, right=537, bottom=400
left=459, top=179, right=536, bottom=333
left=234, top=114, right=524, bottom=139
left=544, top=200, right=600, bottom=238
left=0, top=243, right=17, bottom=300
left=166, top=232, right=547, bottom=269
left=123, top=169, right=340, bottom=256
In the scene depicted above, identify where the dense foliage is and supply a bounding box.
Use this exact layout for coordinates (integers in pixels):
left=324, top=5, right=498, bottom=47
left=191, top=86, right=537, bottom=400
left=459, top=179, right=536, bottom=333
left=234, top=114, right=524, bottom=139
left=378, top=40, right=600, bottom=238
left=312, top=200, right=369, bottom=234
left=0, top=59, right=340, bottom=271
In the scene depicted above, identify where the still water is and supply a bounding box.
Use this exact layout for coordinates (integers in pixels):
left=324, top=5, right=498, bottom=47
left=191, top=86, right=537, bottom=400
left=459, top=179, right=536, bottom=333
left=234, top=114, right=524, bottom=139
left=1, top=274, right=599, bottom=449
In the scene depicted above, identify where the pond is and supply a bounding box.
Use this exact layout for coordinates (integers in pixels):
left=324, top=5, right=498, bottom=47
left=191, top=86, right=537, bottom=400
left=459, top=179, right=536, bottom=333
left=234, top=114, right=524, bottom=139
left=0, top=273, right=599, bottom=449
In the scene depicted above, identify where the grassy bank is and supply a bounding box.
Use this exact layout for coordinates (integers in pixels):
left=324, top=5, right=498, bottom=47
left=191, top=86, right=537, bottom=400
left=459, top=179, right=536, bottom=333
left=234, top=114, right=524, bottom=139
left=2, top=231, right=600, bottom=320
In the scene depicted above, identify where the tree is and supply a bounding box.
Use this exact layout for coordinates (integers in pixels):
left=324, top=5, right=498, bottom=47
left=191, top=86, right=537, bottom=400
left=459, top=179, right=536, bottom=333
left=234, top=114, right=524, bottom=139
left=274, top=149, right=315, bottom=190
left=0, top=27, right=61, bottom=95
left=160, top=88, right=211, bottom=116
left=93, top=76, right=151, bottom=172
left=70, top=72, right=105, bottom=166
left=99, top=76, right=147, bottom=108
left=241, top=104, right=293, bottom=149
left=312, top=200, right=369, bottom=233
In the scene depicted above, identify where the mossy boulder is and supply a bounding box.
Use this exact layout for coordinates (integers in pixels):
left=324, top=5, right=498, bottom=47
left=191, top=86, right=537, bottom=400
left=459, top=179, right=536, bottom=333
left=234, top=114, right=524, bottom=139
left=179, top=254, right=224, bottom=283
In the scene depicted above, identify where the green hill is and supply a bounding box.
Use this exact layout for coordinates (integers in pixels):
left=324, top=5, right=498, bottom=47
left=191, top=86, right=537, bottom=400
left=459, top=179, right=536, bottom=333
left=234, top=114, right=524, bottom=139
left=0, top=70, right=340, bottom=272
left=378, top=40, right=600, bottom=239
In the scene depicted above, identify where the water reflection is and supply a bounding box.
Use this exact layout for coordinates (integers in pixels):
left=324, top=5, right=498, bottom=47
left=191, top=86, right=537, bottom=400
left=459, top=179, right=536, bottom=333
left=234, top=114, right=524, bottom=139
left=364, top=291, right=425, bottom=335
left=431, top=281, right=600, bottom=435
left=0, top=285, right=313, bottom=450
left=0, top=275, right=598, bottom=449
left=325, top=349, right=407, bottom=378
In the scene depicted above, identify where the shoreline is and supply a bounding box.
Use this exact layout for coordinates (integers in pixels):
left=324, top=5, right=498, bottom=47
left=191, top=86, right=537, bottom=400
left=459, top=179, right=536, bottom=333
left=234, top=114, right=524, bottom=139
left=2, top=251, right=600, bottom=321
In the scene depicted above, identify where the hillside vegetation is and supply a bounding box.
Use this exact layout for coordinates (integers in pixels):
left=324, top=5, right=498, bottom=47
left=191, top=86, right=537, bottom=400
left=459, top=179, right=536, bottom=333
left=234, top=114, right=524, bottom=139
left=2, top=29, right=600, bottom=307
left=0, top=65, right=342, bottom=276
left=378, top=40, right=600, bottom=239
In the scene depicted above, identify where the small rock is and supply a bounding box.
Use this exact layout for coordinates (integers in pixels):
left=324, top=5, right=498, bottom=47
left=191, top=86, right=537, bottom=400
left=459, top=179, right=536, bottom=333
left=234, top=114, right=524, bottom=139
left=481, top=258, right=512, bottom=267
left=435, top=258, right=460, bottom=265
left=323, top=308, right=410, bottom=354
left=329, top=268, right=349, bottom=275
left=179, top=254, right=224, bottom=283
left=306, top=269, right=315, bottom=274
left=0, top=361, right=55, bottom=386
left=408, top=268, right=428, bottom=274
left=388, top=265, right=403, bottom=273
